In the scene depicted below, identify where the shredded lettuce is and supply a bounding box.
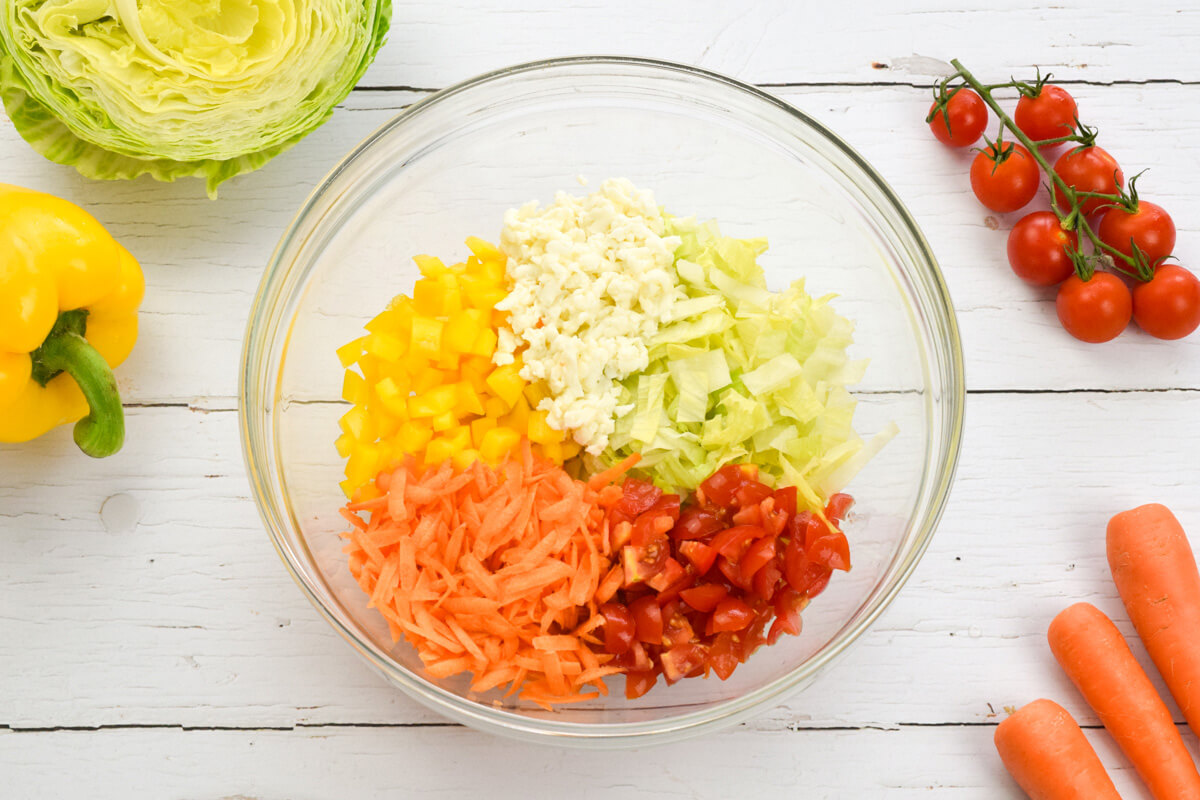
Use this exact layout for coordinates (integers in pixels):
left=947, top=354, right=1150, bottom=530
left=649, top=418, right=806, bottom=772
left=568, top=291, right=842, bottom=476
left=0, top=0, right=391, bottom=196
left=595, top=216, right=890, bottom=503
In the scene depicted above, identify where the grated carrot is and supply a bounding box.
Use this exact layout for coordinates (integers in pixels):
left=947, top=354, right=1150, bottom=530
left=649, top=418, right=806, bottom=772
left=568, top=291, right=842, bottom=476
left=342, top=446, right=637, bottom=706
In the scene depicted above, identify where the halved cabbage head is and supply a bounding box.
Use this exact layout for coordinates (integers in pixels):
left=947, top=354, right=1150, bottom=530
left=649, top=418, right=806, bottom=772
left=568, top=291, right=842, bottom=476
left=0, top=0, right=391, bottom=196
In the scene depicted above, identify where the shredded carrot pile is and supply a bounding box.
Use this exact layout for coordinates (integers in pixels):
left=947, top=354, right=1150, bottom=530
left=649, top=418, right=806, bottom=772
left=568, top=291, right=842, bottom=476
left=341, top=442, right=640, bottom=708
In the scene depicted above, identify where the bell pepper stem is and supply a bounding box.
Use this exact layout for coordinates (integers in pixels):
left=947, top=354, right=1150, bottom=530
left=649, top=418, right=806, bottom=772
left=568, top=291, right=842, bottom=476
left=37, top=330, right=125, bottom=458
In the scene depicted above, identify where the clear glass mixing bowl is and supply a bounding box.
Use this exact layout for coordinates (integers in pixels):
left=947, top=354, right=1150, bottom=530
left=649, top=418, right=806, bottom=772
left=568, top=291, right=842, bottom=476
left=240, top=56, right=964, bottom=747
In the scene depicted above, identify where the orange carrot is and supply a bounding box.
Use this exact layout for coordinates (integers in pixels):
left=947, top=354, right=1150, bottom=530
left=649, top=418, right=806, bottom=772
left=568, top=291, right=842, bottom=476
left=994, top=699, right=1121, bottom=800
left=341, top=447, right=638, bottom=706
left=1107, top=503, right=1200, bottom=739
left=1049, top=602, right=1200, bottom=799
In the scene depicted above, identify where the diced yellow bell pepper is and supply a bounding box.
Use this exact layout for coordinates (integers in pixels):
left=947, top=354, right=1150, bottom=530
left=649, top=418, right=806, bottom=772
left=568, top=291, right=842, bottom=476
left=485, top=364, right=525, bottom=409
left=452, top=448, right=481, bottom=471
left=431, top=410, right=458, bottom=432
left=395, top=421, right=433, bottom=453
left=339, top=406, right=372, bottom=441
left=455, top=382, right=485, bottom=416
left=364, top=331, right=405, bottom=362
left=526, top=409, right=560, bottom=445
left=342, top=370, right=369, bottom=406
left=414, top=254, right=448, bottom=277
left=337, top=337, right=365, bottom=368
left=410, top=316, right=444, bottom=356
left=479, top=427, right=520, bottom=463
left=470, top=416, right=497, bottom=448
left=408, top=383, right=459, bottom=418
left=373, top=376, right=409, bottom=418
left=465, top=236, right=504, bottom=262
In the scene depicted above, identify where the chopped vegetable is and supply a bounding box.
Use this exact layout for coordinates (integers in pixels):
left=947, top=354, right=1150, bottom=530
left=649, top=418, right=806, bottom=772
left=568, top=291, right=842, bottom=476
left=600, top=215, right=890, bottom=501
left=340, top=445, right=639, bottom=708
left=336, top=240, right=579, bottom=499
left=0, top=0, right=391, bottom=196
left=994, top=699, right=1121, bottom=800
left=1048, top=602, right=1200, bottom=799
left=598, top=464, right=853, bottom=699
left=1107, top=503, right=1200, bottom=739
left=0, top=184, right=143, bottom=456
left=494, top=178, right=683, bottom=454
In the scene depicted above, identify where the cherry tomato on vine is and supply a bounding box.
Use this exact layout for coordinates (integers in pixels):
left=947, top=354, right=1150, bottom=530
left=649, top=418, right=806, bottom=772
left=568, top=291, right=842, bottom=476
left=1053, top=146, right=1124, bottom=217
left=1132, top=264, right=1200, bottom=340
left=928, top=89, right=987, bottom=148
left=1098, top=201, right=1177, bottom=267
left=1007, top=211, right=1079, bottom=286
left=970, top=142, right=1040, bottom=213
left=1056, top=272, right=1132, bottom=343
left=1014, top=85, right=1078, bottom=144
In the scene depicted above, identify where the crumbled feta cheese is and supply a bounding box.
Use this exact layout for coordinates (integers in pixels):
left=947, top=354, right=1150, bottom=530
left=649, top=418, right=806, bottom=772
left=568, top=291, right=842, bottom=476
left=495, top=178, right=683, bottom=454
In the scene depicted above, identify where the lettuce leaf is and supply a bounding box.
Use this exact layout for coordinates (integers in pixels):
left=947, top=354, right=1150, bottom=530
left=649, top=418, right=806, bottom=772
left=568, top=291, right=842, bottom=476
left=0, top=0, right=391, bottom=196
left=595, top=216, right=891, bottom=504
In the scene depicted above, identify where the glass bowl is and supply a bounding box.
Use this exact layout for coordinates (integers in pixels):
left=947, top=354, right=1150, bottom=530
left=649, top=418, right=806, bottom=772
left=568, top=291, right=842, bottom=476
left=240, top=56, right=964, bottom=747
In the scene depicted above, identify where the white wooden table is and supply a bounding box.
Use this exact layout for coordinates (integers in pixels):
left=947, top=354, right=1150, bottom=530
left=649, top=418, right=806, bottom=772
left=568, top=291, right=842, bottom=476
left=3, top=2, right=1199, bottom=796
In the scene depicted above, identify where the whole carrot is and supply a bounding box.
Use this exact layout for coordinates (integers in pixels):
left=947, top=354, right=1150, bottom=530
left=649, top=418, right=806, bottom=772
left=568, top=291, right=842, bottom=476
left=994, top=698, right=1121, bottom=800
left=1107, top=503, right=1200, bottom=738
left=1049, top=602, right=1200, bottom=799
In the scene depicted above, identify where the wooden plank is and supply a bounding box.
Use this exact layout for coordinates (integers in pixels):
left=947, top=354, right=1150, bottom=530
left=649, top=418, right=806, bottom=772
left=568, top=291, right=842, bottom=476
left=358, top=0, right=1200, bottom=87
left=3, top=83, right=1197, bottom=407
left=0, top=723, right=1170, bottom=799
left=1, top=390, right=1196, bottom=731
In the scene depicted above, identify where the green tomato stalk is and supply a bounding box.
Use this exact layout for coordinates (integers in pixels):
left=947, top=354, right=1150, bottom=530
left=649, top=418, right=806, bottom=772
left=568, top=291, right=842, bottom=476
left=944, top=59, right=1154, bottom=283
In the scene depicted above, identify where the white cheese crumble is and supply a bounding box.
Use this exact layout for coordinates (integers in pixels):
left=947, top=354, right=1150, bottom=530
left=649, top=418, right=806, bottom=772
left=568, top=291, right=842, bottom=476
left=494, top=178, right=683, bottom=454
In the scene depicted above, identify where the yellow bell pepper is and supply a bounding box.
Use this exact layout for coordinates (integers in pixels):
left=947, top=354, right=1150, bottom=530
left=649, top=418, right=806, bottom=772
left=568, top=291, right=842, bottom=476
left=0, top=184, right=143, bottom=457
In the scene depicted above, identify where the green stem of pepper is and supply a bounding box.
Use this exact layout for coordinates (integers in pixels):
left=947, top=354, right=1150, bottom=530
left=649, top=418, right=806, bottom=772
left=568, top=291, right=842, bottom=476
left=29, top=309, right=125, bottom=458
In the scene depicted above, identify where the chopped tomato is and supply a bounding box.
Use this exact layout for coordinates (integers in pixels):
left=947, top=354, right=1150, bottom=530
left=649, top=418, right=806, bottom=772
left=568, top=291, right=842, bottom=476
left=772, top=486, right=797, bottom=518
left=739, top=535, right=777, bottom=583
left=678, top=540, right=717, bottom=575
left=645, top=557, right=686, bottom=592
left=707, top=633, right=740, bottom=680
left=734, top=479, right=772, bottom=508
left=661, top=600, right=695, bottom=647
left=752, top=560, right=783, bottom=603
left=600, top=602, right=636, bottom=655
left=679, top=583, right=728, bottom=613
left=617, top=478, right=662, bottom=517
left=808, top=532, right=851, bottom=572
left=824, top=493, right=854, bottom=522
left=711, top=525, right=763, bottom=559
left=624, top=668, right=659, bottom=699
left=673, top=507, right=724, bottom=540
left=709, top=596, right=756, bottom=633
left=698, top=463, right=751, bottom=507
left=660, top=644, right=708, bottom=683
left=716, top=555, right=752, bottom=591
left=629, top=595, right=663, bottom=644
left=621, top=538, right=669, bottom=585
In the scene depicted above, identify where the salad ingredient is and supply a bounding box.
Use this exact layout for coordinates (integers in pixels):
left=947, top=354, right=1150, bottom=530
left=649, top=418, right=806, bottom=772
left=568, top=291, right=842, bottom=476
left=1007, top=212, right=1078, bottom=286
left=341, top=446, right=638, bottom=708
left=1055, top=273, right=1131, bottom=344
left=0, top=0, right=391, bottom=196
left=931, top=60, right=1200, bottom=342
left=1048, top=602, right=1200, bottom=800
left=970, top=141, right=1039, bottom=213
left=603, top=216, right=887, bottom=499
left=1015, top=84, right=1078, bottom=144
left=1107, top=504, right=1200, bottom=739
left=0, top=184, right=143, bottom=456
left=927, top=88, right=987, bottom=148
left=336, top=240, right=579, bottom=500
left=1098, top=201, right=1177, bottom=266
left=495, top=178, right=683, bottom=454
left=1053, top=147, right=1125, bottom=218
left=994, top=699, right=1121, bottom=800
left=1132, top=264, right=1200, bottom=340
left=603, top=465, right=853, bottom=698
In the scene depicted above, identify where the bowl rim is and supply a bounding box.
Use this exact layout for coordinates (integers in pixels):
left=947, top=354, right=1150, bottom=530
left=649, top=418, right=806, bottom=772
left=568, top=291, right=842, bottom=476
left=239, top=54, right=965, bottom=746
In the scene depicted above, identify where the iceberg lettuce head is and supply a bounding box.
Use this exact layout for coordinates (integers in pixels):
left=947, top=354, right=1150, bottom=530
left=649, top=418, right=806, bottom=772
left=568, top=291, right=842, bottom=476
left=0, top=0, right=391, bottom=195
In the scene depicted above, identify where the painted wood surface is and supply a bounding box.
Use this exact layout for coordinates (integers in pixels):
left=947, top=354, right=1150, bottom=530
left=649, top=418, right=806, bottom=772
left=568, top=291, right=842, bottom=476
left=2, top=2, right=1199, bottom=797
